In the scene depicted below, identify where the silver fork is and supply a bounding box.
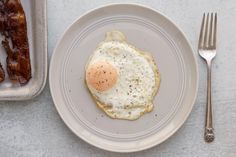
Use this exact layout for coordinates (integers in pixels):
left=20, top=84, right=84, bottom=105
left=198, top=13, right=217, bottom=143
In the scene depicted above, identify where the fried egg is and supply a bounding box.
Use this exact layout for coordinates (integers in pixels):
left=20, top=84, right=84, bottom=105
left=85, top=30, right=160, bottom=120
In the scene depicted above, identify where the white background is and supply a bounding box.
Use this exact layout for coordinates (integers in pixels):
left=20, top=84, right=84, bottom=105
left=0, top=0, right=235, bottom=156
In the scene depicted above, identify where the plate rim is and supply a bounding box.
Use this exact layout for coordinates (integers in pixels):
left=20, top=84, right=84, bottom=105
left=49, top=3, right=199, bottom=153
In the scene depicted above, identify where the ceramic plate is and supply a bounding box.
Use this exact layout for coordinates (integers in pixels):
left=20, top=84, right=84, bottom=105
left=49, top=3, right=198, bottom=152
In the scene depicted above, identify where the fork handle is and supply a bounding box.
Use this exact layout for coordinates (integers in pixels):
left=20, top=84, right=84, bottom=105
left=205, top=60, right=214, bottom=142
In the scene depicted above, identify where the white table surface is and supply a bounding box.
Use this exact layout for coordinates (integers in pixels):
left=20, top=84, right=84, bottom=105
left=0, top=0, right=236, bottom=156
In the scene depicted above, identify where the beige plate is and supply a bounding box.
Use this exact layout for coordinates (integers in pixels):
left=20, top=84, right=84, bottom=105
left=49, top=3, right=198, bottom=152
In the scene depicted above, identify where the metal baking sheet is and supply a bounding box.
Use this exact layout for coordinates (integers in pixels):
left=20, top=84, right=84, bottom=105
left=0, top=0, right=47, bottom=100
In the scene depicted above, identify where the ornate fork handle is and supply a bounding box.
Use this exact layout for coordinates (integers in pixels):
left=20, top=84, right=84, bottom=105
left=204, top=60, right=214, bottom=142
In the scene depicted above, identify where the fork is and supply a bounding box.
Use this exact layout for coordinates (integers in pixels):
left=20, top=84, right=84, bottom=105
left=198, top=13, right=217, bottom=143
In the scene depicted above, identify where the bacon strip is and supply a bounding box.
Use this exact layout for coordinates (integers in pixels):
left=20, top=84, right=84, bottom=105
left=0, top=63, right=5, bottom=83
left=0, top=0, right=31, bottom=85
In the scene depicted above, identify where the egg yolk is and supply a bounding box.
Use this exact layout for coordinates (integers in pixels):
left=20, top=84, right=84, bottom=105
left=86, top=61, right=118, bottom=92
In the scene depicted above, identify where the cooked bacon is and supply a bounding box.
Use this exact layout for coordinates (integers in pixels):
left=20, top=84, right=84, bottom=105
left=0, top=63, right=5, bottom=83
left=0, top=0, right=31, bottom=85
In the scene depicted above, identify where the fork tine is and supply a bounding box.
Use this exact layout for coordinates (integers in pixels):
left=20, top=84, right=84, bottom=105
left=198, top=13, right=205, bottom=48
left=209, top=13, right=213, bottom=47
left=213, top=13, right=217, bottom=48
left=204, top=13, right=209, bottom=48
